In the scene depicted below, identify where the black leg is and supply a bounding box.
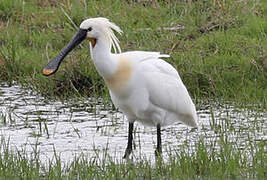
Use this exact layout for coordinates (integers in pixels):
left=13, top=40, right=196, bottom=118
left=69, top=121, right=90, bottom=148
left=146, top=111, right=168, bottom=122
left=123, top=122, right=134, bottom=159
left=155, top=124, right=162, bottom=157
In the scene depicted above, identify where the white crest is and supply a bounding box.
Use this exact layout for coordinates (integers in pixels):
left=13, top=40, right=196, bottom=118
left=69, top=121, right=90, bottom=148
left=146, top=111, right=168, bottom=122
left=80, top=17, right=123, bottom=54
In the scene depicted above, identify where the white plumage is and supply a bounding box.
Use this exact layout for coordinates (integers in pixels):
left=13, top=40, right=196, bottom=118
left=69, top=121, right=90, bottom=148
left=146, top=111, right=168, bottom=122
left=43, top=17, right=198, bottom=158
left=109, top=52, right=197, bottom=127
left=81, top=18, right=198, bottom=128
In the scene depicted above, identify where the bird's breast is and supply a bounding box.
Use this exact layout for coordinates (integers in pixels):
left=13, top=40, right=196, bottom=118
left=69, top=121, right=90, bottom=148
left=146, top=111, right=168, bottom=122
left=104, top=56, right=132, bottom=93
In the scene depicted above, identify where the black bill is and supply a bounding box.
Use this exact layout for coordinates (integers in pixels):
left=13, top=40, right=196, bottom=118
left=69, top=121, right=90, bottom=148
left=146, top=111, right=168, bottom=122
left=42, top=28, right=87, bottom=76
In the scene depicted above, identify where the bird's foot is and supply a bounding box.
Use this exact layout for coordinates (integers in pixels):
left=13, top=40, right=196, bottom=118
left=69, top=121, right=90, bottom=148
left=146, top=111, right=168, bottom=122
left=123, top=148, right=132, bottom=159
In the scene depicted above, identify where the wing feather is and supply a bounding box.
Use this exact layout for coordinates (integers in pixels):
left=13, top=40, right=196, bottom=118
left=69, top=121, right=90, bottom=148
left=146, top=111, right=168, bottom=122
left=115, top=50, right=197, bottom=127
left=140, top=59, right=197, bottom=127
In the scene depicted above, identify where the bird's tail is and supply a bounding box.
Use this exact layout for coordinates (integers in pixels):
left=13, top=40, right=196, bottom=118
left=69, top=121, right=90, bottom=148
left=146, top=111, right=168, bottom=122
left=159, top=54, right=170, bottom=58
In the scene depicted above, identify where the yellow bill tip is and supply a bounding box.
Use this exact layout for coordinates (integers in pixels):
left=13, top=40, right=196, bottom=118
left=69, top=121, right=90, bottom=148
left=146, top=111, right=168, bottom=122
left=42, top=68, right=55, bottom=76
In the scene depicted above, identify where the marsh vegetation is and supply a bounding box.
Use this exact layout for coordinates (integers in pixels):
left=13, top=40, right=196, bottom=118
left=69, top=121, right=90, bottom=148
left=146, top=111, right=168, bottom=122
left=0, top=0, right=266, bottom=179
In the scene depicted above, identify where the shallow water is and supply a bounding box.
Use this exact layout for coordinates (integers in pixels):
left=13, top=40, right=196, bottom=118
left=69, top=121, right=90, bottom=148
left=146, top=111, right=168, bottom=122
left=0, top=83, right=266, bottom=164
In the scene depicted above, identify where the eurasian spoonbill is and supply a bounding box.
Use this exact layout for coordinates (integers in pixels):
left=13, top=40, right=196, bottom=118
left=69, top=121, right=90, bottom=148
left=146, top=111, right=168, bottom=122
left=42, top=17, right=198, bottom=158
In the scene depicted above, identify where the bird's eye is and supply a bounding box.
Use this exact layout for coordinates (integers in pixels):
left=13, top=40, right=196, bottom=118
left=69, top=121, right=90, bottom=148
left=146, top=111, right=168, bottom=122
left=87, top=27, right=92, bottom=31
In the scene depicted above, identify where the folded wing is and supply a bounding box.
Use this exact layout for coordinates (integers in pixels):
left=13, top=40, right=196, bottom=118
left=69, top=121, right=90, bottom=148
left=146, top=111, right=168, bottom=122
left=140, top=59, right=197, bottom=127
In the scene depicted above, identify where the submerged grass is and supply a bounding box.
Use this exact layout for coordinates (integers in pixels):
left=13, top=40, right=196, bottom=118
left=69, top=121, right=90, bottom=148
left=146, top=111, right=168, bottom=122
left=0, top=121, right=266, bottom=179
left=0, top=0, right=266, bottom=104
left=0, top=95, right=266, bottom=179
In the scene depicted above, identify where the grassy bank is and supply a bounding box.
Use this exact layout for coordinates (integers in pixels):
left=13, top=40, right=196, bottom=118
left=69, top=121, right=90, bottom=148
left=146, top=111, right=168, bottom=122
left=0, top=0, right=266, bottom=104
left=0, top=142, right=265, bottom=179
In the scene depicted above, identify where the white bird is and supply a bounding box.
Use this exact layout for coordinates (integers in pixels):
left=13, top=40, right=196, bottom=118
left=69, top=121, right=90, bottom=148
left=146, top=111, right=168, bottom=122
left=43, top=17, right=198, bottom=158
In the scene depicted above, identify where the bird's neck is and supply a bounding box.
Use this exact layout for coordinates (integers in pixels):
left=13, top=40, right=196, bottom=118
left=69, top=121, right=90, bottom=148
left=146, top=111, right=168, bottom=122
left=90, top=37, right=117, bottom=79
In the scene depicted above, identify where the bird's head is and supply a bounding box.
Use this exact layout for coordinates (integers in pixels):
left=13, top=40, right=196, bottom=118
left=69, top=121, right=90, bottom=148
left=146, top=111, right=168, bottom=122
left=42, top=17, right=122, bottom=76
left=80, top=18, right=122, bottom=50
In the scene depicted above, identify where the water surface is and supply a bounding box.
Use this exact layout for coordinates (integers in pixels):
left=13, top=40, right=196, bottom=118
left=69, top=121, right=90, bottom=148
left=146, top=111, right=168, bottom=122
left=0, top=83, right=266, bottom=164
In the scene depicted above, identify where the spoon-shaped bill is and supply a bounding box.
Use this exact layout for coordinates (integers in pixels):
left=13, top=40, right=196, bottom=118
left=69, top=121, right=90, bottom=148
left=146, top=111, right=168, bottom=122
left=42, top=29, right=87, bottom=76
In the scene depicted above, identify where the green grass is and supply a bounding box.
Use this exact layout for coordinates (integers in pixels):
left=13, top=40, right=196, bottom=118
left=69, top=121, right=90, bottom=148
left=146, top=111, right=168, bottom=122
left=0, top=109, right=266, bottom=179
left=0, top=1, right=266, bottom=178
left=0, top=0, right=266, bottom=104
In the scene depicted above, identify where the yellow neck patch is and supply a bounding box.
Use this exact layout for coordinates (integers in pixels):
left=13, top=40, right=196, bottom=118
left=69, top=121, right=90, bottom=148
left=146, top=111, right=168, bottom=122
left=88, top=38, right=96, bottom=48
left=105, top=56, right=132, bottom=90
